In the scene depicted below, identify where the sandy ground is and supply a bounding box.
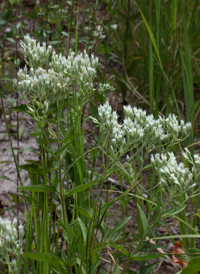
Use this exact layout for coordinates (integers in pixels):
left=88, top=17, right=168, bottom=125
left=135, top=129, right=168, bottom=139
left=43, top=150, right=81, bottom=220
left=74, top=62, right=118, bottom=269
left=0, top=105, right=39, bottom=193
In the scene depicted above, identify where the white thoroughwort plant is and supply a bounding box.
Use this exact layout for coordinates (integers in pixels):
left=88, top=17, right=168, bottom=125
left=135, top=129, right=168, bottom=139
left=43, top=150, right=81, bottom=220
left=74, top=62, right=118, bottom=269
left=11, top=34, right=200, bottom=273
left=91, top=100, right=198, bottom=209
left=13, top=34, right=100, bottom=123
left=12, top=34, right=116, bottom=274
left=92, top=100, right=191, bottom=158
left=92, top=101, right=200, bottom=274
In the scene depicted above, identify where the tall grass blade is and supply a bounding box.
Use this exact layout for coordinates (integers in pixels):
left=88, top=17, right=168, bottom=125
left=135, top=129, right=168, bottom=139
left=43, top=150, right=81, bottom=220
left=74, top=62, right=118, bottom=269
left=136, top=1, right=162, bottom=69
left=172, top=0, right=178, bottom=30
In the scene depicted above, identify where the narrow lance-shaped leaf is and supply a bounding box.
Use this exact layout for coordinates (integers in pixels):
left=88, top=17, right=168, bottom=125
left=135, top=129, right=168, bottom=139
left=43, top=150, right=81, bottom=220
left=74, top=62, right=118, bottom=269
left=137, top=204, right=149, bottom=235
left=18, top=185, right=57, bottom=192
left=136, top=2, right=163, bottom=69
left=77, top=217, right=87, bottom=244
left=108, top=217, right=131, bottom=238
left=23, top=252, right=67, bottom=266
left=172, top=0, right=178, bottom=30
left=64, top=179, right=99, bottom=197
left=71, top=205, right=92, bottom=220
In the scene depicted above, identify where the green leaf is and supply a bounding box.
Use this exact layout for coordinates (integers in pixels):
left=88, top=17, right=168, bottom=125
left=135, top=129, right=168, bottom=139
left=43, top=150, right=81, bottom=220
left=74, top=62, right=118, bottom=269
left=113, top=260, right=120, bottom=274
left=110, top=243, right=130, bottom=258
left=71, top=205, right=92, bottom=220
left=132, top=253, right=165, bottom=261
left=61, top=31, right=68, bottom=37
left=56, top=133, right=82, bottom=161
left=94, top=89, right=105, bottom=102
left=59, top=121, right=67, bottom=138
left=137, top=204, right=148, bottom=234
left=107, top=43, right=118, bottom=54
left=140, top=262, right=158, bottom=274
left=9, top=0, right=19, bottom=5
left=18, top=163, right=44, bottom=175
left=53, top=265, right=68, bottom=274
left=173, top=215, right=198, bottom=234
left=23, top=252, right=67, bottom=266
left=67, top=219, right=79, bottom=230
left=172, top=0, right=178, bottom=30
left=20, top=147, right=40, bottom=155
left=76, top=258, right=87, bottom=274
left=57, top=219, right=79, bottom=232
left=0, top=161, right=13, bottom=164
left=96, top=67, right=103, bottom=83
left=0, top=175, right=16, bottom=184
left=185, top=248, right=200, bottom=261
left=98, top=42, right=106, bottom=54
left=136, top=3, right=162, bottom=69
left=77, top=217, right=87, bottom=244
left=18, top=184, right=57, bottom=192
left=93, top=242, right=110, bottom=252
left=28, top=132, right=43, bottom=137
left=10, top=104, right=28, bottom=112
left=181, top=256, right=200, bottom=274
left=150, top=235, right=200, bottom=241
left=60, top=133, right=82, bottom=145
left=89, top=100, right=99, bottom=120
left=100, top=183, right=136, bottom=214
left=91, top=261, right=100, bottom=274
left=108, top=217, right=131, bottom=238
left=64, top=179, right=99, bottom=197
left=37, top=139, right=55, bottom=156
left=7, top=37, right=16, bottom=44
left=0, top=20, right=6, bottom=25
left=120, top=196, right=133, bottom=207
left=162, top=205, right=186, bottom=217
left=19, top=126, right=25, bottom=140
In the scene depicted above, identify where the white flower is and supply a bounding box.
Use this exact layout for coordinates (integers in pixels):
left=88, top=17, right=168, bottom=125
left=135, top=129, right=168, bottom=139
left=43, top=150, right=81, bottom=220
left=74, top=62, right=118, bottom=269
left=151, top=152, right=194, bottom=191
left=111, top=24, right=118, bottom=30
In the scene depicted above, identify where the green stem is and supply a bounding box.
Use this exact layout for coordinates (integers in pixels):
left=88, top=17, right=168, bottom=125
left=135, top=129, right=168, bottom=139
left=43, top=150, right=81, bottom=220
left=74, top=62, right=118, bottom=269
left=56, top=101, right=71, bottom=273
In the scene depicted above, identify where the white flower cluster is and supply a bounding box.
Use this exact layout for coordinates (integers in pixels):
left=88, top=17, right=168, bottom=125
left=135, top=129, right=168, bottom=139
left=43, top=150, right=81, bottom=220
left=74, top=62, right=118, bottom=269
left=97, top=101, right=126, bottom=155
left=182, top=147, right=200, bottom=173
left=98, top=100, right=112, bottom=124
left=111, top=24, right=118, bottom=30
left=194, top=154, right=200, bottom=165
left=95, top=102, right=192, bottom=156
left=124, top=106, right=191, bottom=146
left=165, top=114, right=191, bottom=141
left=21, top=34, right=52, bottom=68
left=151, top=152, right=195, bottom=192
left=15, top=66, right=68, bottom=104
left=50, top=50, right=98, bottom=92
left=99, top=83, right=115, bottom=96
left=0, top=217, right=24, bottom=273
left=93, top=25, right=106, bottom=40
left=123, top=116, right=144, bottom=142
left=14, top=35, right=99, bottom=117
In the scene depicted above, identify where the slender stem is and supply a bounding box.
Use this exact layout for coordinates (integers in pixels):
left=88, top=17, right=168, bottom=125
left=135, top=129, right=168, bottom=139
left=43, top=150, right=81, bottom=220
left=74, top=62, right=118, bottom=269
left=68, top=0, right=74, bottom=54
left=56, top=101, right=71, bottom=273
left=41, top=146, right=49, bottom=274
